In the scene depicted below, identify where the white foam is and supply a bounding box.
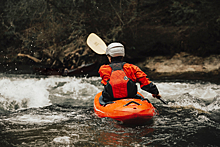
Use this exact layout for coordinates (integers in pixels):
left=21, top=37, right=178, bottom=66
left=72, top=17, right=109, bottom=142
left=0, top=76, right=101, bottom=110
left=5, top=114, right=69, bottom=125
left=50, top=76, right=101, bottom=100
left=53, top=136, right=71, bottom=144
left=0, top=75, right=219, bottom=111
left=138, top=81, right=220, bottom=111
left=0, top=78, right=50, bottom=108
left=155, top=82, right=220, bottom=101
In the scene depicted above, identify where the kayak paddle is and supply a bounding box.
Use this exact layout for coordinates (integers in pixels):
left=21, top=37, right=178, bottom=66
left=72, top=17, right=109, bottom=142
left=86, top=33, right=107, bottom=55
left=86, top=33, right=167, bottom=105
left=156, top=96, right=168, bottom=105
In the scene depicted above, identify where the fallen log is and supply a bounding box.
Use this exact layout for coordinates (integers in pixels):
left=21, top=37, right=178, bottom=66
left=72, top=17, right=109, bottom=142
left=17, top=53, right=42, bottom=63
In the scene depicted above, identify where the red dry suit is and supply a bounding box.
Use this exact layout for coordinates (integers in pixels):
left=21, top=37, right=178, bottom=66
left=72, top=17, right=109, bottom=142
left=99, top=62, right=159, bottom=102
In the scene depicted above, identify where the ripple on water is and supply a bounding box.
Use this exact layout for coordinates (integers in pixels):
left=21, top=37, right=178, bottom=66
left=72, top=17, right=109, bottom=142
left=0, top=75, right=220, bottom=146
left=4, top=114, right=69, bottom=125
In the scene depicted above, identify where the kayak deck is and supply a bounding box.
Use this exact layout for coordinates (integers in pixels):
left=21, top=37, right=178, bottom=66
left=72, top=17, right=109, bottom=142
left=94, top=92, right=156, bottom=125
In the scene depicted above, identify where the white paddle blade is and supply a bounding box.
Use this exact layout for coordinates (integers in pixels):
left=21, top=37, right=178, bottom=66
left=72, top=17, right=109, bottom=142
left=87, top=33, right=107, bottom=54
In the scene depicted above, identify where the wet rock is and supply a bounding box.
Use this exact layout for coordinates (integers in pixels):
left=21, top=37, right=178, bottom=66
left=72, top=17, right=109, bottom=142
left=137, top=52, right=220, bottom=83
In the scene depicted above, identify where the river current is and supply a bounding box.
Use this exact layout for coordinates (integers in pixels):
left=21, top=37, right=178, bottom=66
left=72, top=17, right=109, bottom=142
left=0, top=73, right=219, bottom=146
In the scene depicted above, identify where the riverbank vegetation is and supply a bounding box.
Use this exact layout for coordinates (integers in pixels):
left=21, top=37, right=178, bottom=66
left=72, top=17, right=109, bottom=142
left=0, top=0, right=220, bottom=70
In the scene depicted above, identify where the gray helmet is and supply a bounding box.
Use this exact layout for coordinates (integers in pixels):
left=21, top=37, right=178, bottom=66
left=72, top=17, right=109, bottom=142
left=106, top=42, right=125, bottom=57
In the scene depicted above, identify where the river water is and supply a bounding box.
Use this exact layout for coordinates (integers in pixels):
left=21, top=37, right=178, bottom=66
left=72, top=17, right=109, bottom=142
left=0, top=73, right=219, bottom=147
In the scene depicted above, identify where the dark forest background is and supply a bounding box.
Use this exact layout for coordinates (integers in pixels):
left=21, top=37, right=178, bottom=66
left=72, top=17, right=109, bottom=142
left=0, top=0, right=220, bottom=70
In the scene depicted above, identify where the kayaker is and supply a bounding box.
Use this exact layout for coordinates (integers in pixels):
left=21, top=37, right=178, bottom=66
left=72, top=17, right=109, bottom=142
left=98, top=42, right=161, bottom=102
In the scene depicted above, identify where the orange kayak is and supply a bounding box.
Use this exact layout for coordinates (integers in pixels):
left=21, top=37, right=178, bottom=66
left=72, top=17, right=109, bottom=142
left=94, top=92, right=156, bottom=125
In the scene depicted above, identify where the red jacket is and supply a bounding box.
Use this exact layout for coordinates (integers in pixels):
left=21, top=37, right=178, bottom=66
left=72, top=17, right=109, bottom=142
left=99, top=63, right=152, bottom=88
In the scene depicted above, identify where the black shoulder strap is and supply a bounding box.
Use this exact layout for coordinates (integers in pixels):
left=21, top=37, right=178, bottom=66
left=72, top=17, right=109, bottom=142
left=109, top=62, right=126, bottom=71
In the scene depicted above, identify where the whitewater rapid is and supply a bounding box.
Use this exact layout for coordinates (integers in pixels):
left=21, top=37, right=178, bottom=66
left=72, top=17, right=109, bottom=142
left=0, top=73, right=220, bottom=146
left=0, top=73, right=219, bottom=112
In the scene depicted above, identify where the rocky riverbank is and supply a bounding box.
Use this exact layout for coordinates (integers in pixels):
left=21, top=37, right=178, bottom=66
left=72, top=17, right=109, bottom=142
left=136, top=52, right=220, bottom=83
left=1, top=52, right=219, bottom=84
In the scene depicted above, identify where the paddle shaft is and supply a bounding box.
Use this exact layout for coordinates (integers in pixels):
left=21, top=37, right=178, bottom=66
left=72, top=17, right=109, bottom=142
left=156, top=95, right=167, bottom=104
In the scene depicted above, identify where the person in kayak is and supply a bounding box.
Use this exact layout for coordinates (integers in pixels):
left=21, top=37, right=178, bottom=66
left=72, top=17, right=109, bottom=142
left=99, top=42, right=161, bottom=102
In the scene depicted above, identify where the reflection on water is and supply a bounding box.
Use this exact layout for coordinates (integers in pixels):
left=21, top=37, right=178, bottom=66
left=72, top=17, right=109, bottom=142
left=0, top=74, right=220, bottom=146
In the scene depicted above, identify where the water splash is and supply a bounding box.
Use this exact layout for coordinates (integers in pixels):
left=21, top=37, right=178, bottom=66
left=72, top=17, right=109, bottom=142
left=151, top=81, right=220, bottom=112
left=0, top=77, right=50, bottom=110
left=0, top=75, right=102, bottom=111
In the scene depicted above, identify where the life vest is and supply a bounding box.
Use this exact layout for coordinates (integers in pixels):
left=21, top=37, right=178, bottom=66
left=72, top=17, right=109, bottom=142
left=104, top=62, right=137, bottom=99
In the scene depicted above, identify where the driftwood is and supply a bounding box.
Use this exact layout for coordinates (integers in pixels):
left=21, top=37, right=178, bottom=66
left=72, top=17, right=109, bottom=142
left=17, top=45, right=94, bottom=70
left=17, top=53, right=42, bottom=63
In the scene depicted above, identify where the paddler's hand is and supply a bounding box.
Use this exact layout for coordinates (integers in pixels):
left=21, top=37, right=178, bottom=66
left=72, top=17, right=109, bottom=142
left=152, top=93, right=161, bottom=99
